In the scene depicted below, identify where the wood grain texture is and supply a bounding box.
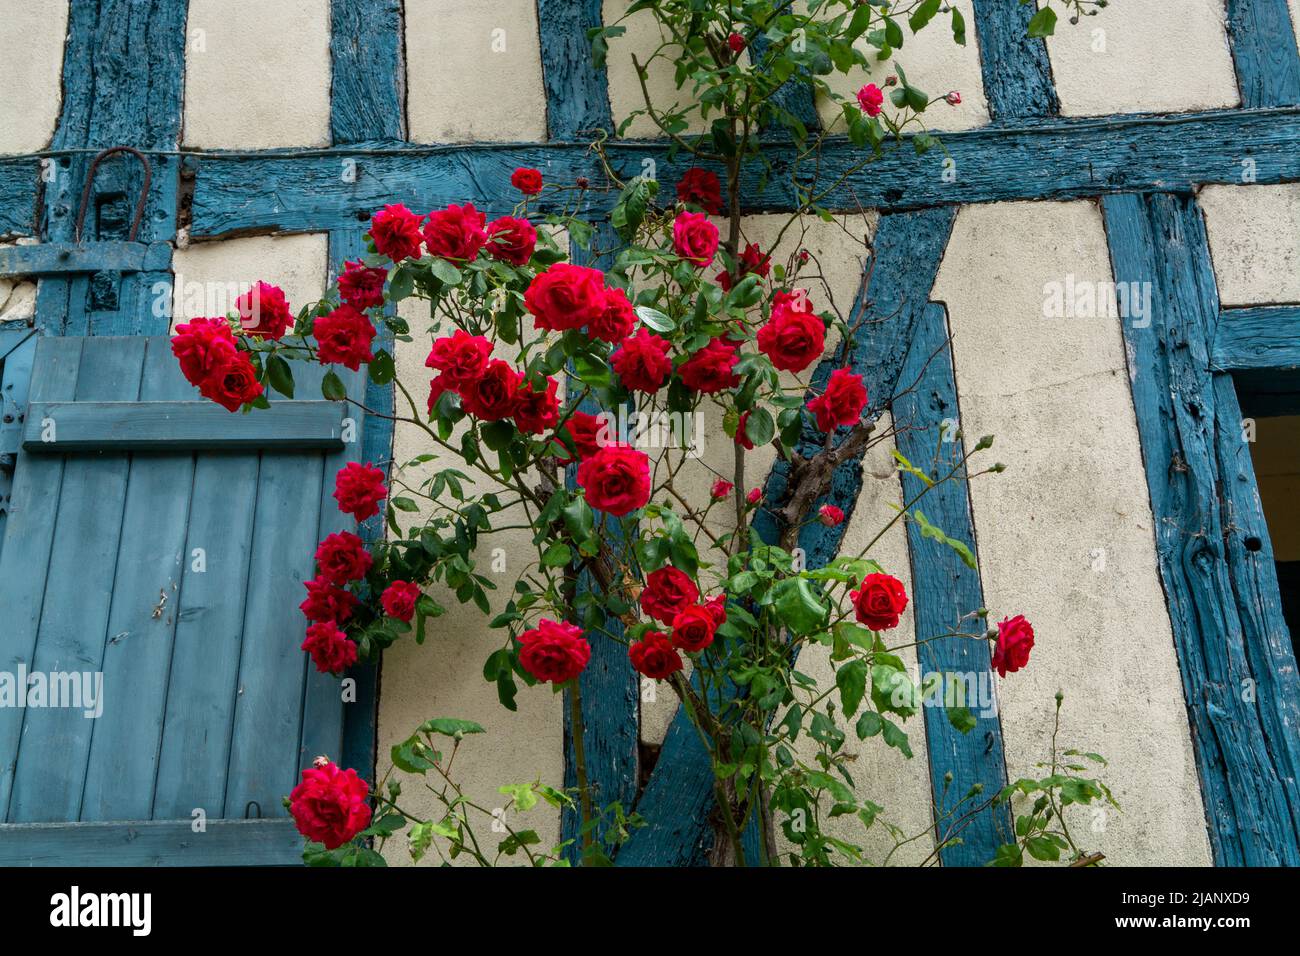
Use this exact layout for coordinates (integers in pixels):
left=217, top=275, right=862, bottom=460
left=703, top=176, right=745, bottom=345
left=1101, top=192, right=1300, bottom=866
left=972, top=0, right=1060, bottom=120
left=22, top=399, right=347, bottom=452
left=0, top=818, right=302, bottom=866
left=538, top=0, right=613, bottom=141
left=187, top=106, right=1300, bottom=236
left=892, top=303, right=1010, bottom=865
left=0, top=160, right=40, bottom=238
left=618, top=209, right=956, bottom=866
left=0, top=241, right=171, bottom=276
left=330, top=0, right=406, bottom=143
left=1212, top=306, right=1300, bottom=372
left=1226, top=0, right=1300, bottom=108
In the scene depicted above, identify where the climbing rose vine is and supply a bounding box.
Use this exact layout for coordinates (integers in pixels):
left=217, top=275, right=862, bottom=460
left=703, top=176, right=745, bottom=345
left=174, top=0, right=1118, bottom=867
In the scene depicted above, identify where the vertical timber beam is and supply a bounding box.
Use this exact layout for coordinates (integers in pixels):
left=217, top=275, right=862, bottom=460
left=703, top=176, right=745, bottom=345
left=1226, top=0, right=1300, bottom=108
left=971, top=0, right=1060, bottom=120
left=617, top=207, right=957, bottom=866
left=537, top=0, right=614, bottom=140
left=1101, top=192, right=1300, bottom=866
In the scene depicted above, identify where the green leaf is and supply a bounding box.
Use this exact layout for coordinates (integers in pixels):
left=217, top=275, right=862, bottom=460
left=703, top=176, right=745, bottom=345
left=321, top=369, right=347, bottom=401
left=772, top=577, right=829, bottom=635
left=836, top=660, right=869, bottom=717
left=541, top=541, right=573, bottom=568
left=635, top=305, right=675, bottom=333
left=951, top=6, right=967, bottom=46
left=880, top=716, right=913, bottom=758
left=430, top=259, right=462, bottom=286
left=369, top=348, right=395, bottom=385
left=266, top=354, right=294, bottom=398
left=908, top=0, right=942, bottom=33
left=947, top=706, right=977, bottom=734
left=419, top=717, right=485, bottom=738
left=912, top=508, right=977, bottom=570
left=1026, top=6, right=1057, bottom=38
left=744, top=406, right=775, bottom=447
left=1025, top=835, right=1062, bottom=861
left=855, top=710, right=883, bottom=740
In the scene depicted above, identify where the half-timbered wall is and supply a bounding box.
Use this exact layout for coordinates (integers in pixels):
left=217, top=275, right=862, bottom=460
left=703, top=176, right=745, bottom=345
left=1, top=0, right=1297, bottom=866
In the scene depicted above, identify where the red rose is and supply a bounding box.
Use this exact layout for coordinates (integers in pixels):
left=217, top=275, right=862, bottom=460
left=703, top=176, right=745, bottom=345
left=734, top=410, right=755, bottom=450
left=299, top=576, right=358, bottom=623
left=514, top=376, right=561, bottom=434
left=511, top=167, right=543, bottom=195
left=850, top=572, right=909, bottom=631
left=235, top=281, right=292, bottom=339
left=577, top=442, right=651, bottom=516
left=485, top=215, right=537, bottom=266
left=676, top=168, right=722, bottom=215
left=992, top=614, right=1035, bottom=677
left=314, top=304, right=376, bottom=371
left=945, top=90, right=962, bottom=106
left=288, top=760, right=371, bottom=849
left=301, top=621, right=359, bottom=675
left=711, top=478, right=733, bottom=500
left=519, top=618, right=591, bottom=684
left=427, top=375, right=456, bottom=417
left=556, top=410, right=606, bottom=463
left=818, top=503, right=845, bottom=526
left=425, top=329, right=492, bottom=388
left=590, top=287, right=637, bottom=342
left=339, top=260, right=387, bottom=309
left=611, top=328, right=672, bottom=393
left=172, top=317, right=237, bottom=389
left=679, top=336, right=739, bottom=393
left=757, top=292, right=825, bottom=373
left=315, top=531, right=372, bottom=585
left=204, top=353, right=264, bottom=412
left=746, top=487, right=762, bottom=505
left=423, top=203, right=487, bottom=262
left=808, top=367, right=868, bottom=432
left=333, top=461, right=387, bottom=521
left=704, top=594, right=728, bottom=626
left=525, top=263, right=607, bottom=332
left=716, top=242, right=771, bottom=291
left=728, top=32, right=746, bottom=53
left=381, top=580, right=421, bottom=622
left=460, top=359, right=520, bottom=421
left=857, top=83, right=884, bottom=117
left=629, top=632, right=684, bottom=680
left=370, top=203, right=424, bottom=262
left=670, top=605, right=717, bottom=652
left=640, top=565, right=699, bottom=625
left=672, top=211, right=719, bottom=267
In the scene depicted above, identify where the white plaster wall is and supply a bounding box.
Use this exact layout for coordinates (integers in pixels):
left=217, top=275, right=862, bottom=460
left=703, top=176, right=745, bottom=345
left=183, top=0, right=331, bottom=149
left=604, top=0, right=710, bottom=138
left=405, top=0, right=547, bottom=143
left=933, top=200, right=1213, bottom=866
left=817, top=0, right=989, bottom=132
left=1044, top=0, right=1238, bottom=116
left=169, top=233, right=329, bottom=329
left=1200, top=183, right=1300, bottom=306
left=0, top=0, right=67, bottom=155
left=378, top=279, right=564, bottom=866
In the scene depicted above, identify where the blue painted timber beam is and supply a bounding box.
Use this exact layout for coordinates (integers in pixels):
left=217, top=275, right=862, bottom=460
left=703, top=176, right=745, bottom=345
left=972, top=0, right=1059, bottom=119
left=173, top=106, right=1300, bottom=237
left=891, top=302, right=1012, bottom=864
left=0, top=818, right=302, bottom=866
left=1212, top=305, right=1300, bottom=372
left=1227, top=0, right=1300, bottom=108
left=330, top=0, right=406, bottom=143
left=617, top=207, right=958, bottom=866
left=538, top=0, right=614, bottom=140
left=1101, top=191, right=1300, bottom=866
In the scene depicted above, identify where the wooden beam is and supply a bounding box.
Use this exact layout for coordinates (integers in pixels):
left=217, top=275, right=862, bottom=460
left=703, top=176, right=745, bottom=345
left=972, top=0, right=1059, bottom=120
left=330, top=0, right=405, bottom=143
left=1227, top=0, right=1300, bottom=108
left=0, top=160, right=38, bottom=238
left=1101, top=191, right=1300, bottom=866
left=537, top=0, right=613, bottom=141
left=1212, top=305, right=1300, bottom=372
left=186, top=106, right=1300, bottom=237
left=22, top=399, right=347, bottom=452
left=0, top=241, right=171, bottom=276
left=0, top=818, right=303, bottom=866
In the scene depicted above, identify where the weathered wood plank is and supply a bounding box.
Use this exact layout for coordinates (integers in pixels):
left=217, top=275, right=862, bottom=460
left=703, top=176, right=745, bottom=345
left=618, top=208, right=956, bottom=865
left=330, top=0, right=405, bottom=143
left=0, top=334, right=36, bottom=556
left=1101, top=191, right=1300, bottom=866
left=972, top=0, right=1059, bottom=120
left=188, top=107, right=1300, bottom=236
left=538, top=0, right=613, bottom=141
left=1227, top=0, right=1300, bottom=108
left=22, top=399, right=347, bottom=452
left=80, top=337, right=196, bottom=821
left=0, top=241, right=171, bottom=276
left=1212, top=305, right=1300, bottom=372
left=0, top=160, right=38, bottom=238
left=7, top=336, right=146, bottom=823
left=892, top=302, right=1011, bottom=865
left=0, top=336, right=82, bottom=817
left=0, top=818, right=302, bottom=866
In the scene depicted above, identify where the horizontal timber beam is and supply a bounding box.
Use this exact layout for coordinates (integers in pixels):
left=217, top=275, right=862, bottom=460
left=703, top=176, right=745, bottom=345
left=169, top=106, right=1300, bottom=237
left=1212, top=305, right=1300, bottom=371
left=0, top=818, right=302, bottom=866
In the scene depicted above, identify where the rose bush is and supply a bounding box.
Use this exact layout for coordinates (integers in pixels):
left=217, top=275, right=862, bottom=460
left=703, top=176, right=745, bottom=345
left=177, top=0, right=1116, bottom=867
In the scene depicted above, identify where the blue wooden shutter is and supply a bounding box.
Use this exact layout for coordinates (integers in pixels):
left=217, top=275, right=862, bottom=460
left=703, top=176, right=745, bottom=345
left=0, top=335, right=366, bottom=865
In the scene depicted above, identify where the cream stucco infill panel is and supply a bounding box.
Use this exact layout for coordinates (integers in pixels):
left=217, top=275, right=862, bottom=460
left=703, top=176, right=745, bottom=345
left=1043, top=0, right=1239, bottom=116
left=183, top=0, right=330, bottom=149
left=0, top=0, right=68, bottom=156
left=934, top=200, right=1213, bottom=866
left=1200, top=184, right=1300, bottom=307
left=604, top=0, right=712, bottom=139
left=405, top=0, right=547, bottom=143
left=169, top=233, right=330, bottom=332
